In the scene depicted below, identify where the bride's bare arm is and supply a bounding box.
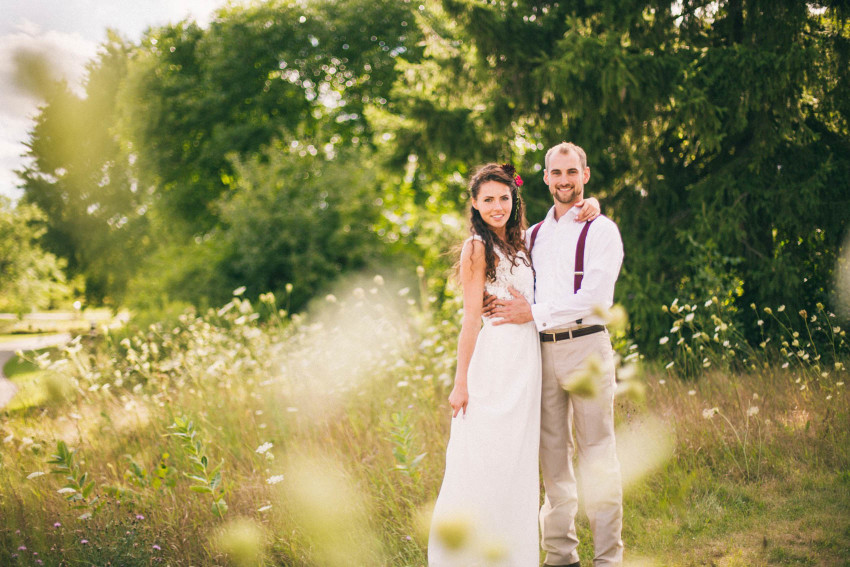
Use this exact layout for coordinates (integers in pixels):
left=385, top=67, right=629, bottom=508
left=450, top=238, right=487, bottom=417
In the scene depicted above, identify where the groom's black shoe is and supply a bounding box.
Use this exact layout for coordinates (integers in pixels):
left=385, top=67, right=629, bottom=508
left=543, top=563, right=580, bottom=567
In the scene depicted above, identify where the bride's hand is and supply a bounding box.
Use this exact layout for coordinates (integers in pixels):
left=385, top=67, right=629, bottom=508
left=449, top=383, right=469, bottom=417
left=574, top=196, right=601, bottom=222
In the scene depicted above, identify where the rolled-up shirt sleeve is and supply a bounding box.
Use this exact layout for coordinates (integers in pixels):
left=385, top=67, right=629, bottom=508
left=531, top=220, right=623, bottom=332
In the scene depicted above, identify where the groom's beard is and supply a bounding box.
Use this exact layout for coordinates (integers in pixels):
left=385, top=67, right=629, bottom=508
left=553, top=185, right=581, bottom=206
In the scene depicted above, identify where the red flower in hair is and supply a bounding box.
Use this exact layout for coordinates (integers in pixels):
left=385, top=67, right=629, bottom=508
left=500, top=163, right=522, bottom=186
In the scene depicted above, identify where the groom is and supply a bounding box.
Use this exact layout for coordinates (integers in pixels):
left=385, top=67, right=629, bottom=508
left=490, top=142, right=624, bottom=566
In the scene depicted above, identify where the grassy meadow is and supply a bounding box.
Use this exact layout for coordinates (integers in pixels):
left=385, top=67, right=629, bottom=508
left=1, top=276, right=848, bottom=566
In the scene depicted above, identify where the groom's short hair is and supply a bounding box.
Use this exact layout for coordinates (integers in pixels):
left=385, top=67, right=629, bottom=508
left=545, top=142, right=587, bottom=171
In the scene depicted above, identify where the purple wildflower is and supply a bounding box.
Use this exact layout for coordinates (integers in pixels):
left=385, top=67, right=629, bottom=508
left=152, top=544, right=162, bottom=551
left=135, top=514, right=145, bottom=520
left=54, top=522, right=61, bottom=528
left=80, top=539, right=88, bottom=544
left=17, top=546, right=26, bottom=551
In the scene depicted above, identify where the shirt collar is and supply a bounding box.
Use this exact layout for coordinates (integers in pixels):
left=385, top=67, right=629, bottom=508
left=545, top=205, right=578, bottom=225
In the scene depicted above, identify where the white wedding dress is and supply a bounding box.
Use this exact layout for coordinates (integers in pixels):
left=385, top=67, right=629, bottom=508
left=429, top=238, right=542, bottom=566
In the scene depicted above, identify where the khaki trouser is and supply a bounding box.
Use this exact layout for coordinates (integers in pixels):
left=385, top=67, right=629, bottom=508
left=539, top=330, right=623, bottom=566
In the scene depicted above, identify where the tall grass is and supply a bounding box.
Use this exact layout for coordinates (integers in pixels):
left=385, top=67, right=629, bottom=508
left=0, top=274, right=847, bottom=565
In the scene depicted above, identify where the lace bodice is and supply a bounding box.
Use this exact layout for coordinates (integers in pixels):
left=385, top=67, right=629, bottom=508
left=469, top=235, right=535, bottom=305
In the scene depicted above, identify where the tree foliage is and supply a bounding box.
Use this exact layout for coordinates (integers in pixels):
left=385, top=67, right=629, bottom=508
left=18, top=34, right=147, bottom=304
left=0, top=197, right=75, bottom=313
left=15, top=0, right=850, bottom=348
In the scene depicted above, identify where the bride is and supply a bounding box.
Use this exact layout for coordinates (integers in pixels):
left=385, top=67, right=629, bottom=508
left=428, top=163, right=599, bottom=566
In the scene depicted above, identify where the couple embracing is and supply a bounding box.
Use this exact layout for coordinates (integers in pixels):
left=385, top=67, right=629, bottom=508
left=428, top=142, right=624, bottom=567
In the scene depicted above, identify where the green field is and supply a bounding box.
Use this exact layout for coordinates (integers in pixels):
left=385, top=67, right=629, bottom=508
left=1, top=285, right=847, bottom=566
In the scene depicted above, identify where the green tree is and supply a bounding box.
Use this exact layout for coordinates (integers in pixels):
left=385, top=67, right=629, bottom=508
left=18, top=33, right=148, bottom=304
left=126, top=140, right=390, bottom=311
left=384, top=0, right=850, bottom=345
left=122, top=0, right=422, bottom=230
left=0, top=197, right=75, bottom=313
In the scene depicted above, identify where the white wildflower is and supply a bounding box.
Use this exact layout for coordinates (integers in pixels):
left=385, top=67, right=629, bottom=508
left=659, top=337, right=669, bottom=345
left=685, top=313, right=695, bottom=323
left=255, top=442, right=273, bottom=455
left=27, top=471, right=46, bottom=479
left=702, top=407, right=719, bottom=419
left=747, top=406, right=759, bottom=417
left=266, top=475, right=284, bottom=485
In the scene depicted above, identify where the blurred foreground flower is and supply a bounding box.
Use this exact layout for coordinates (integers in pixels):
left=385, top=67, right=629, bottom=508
left=281, top=454, right=383, bottom=566
left=433, top=513, right=473, bottom=550
left=592, top=304, right=628, bottom=334
left=214, top=517, right=265, bottom=567
left=615, top=416, right=675, bottom=490
left=560, top=353, right=610, bottom=398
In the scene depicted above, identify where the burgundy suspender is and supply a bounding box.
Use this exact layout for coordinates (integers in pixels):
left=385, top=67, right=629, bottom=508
left=574, top=219, right=594, bottom=293
left=529, top=218, right=595, bottom=293
left=530, top=217, right=595, bottom=324
left=528, top=222, right=543, bottom=252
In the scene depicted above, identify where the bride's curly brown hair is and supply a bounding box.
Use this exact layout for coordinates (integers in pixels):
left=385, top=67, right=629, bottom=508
left=465, top=163, right=531, bottom=282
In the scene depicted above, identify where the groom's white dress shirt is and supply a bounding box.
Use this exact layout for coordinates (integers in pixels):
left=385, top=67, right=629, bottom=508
left=528, top=205, right=624, bottom=333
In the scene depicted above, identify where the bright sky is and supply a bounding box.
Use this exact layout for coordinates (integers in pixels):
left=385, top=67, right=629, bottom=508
left=0, top=0, right=230, bottom=199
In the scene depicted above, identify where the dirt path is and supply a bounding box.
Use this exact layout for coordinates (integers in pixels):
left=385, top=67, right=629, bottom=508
left=0, top=333, right=71, bottom=409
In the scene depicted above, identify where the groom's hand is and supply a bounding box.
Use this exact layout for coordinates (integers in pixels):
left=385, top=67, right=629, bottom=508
left=491, top=287, right=534, bottom=325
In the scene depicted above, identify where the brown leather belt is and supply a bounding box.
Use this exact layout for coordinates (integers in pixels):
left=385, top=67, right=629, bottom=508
left=539, top=325, right=606, bottom=342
